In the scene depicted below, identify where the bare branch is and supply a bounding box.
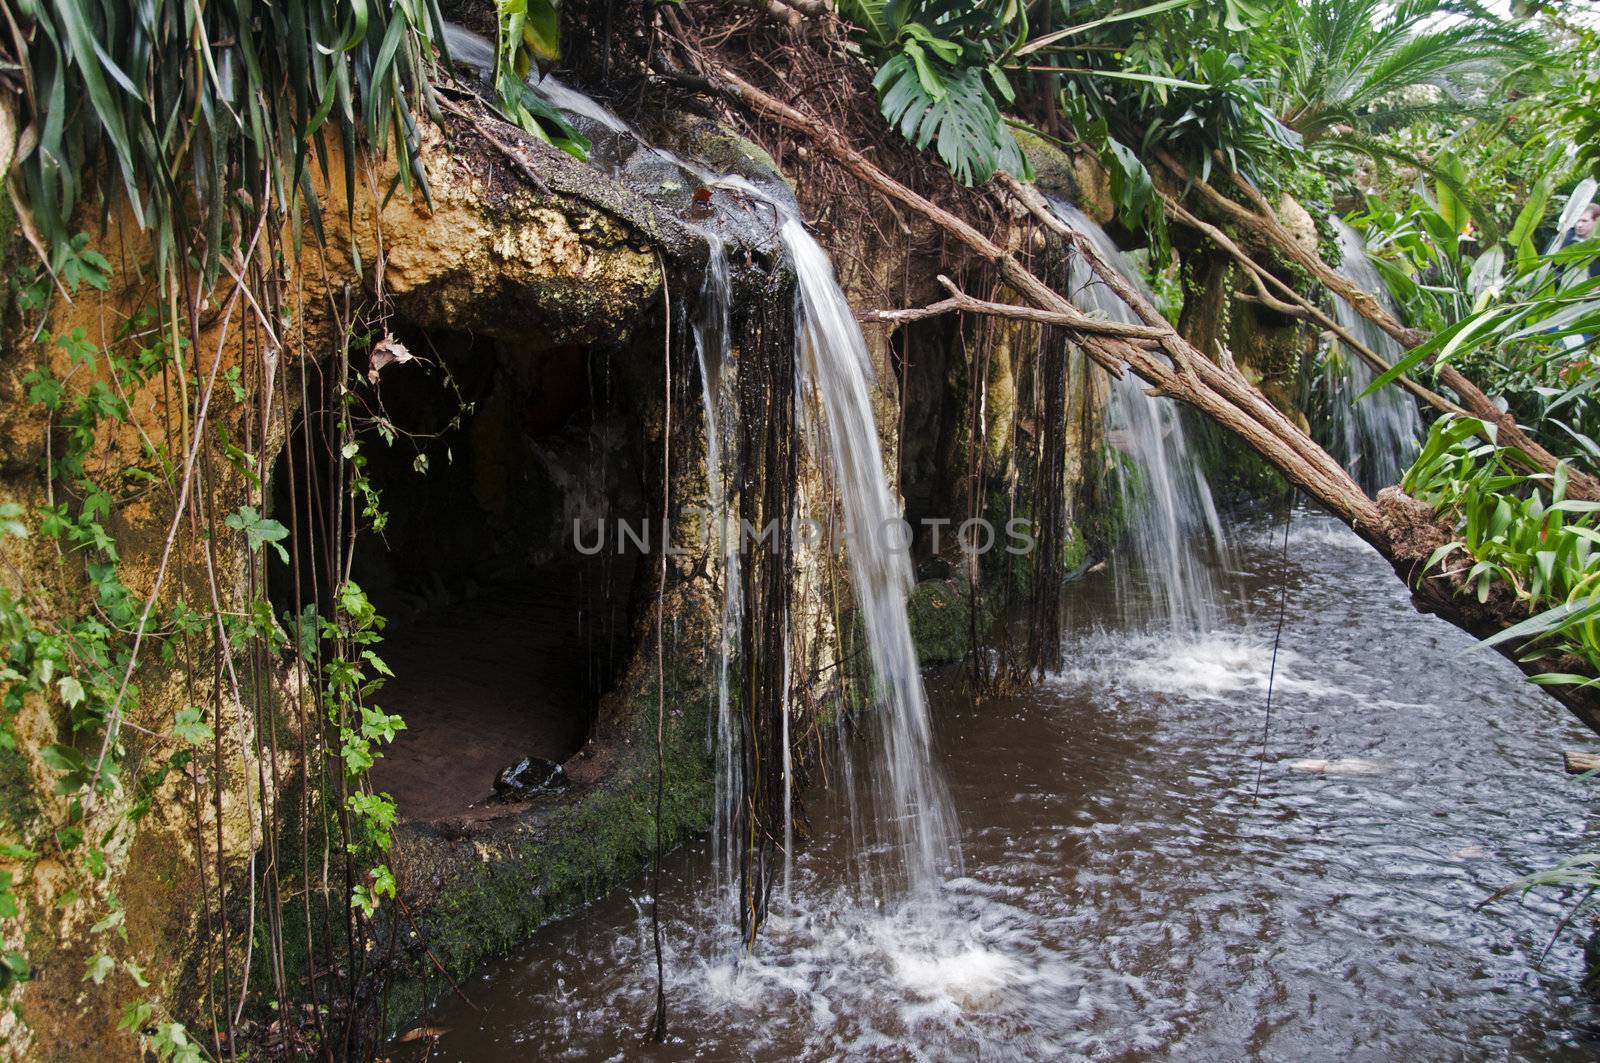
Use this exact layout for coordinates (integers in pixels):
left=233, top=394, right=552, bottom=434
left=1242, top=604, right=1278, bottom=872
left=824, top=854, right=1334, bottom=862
left=860, top=277, right=1168, bottom=341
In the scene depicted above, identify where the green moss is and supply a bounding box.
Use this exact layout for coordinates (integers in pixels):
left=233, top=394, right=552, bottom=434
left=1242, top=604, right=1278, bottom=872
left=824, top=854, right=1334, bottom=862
left=1188, top=411, right=1287, bottom=507
left=1014, top=129, right=1112, bottom=220
left=377, top=675, right=713, bottom=1032
left=0, top=743, right=35, bottom=833
left=907, top=578, right=997, bottom=665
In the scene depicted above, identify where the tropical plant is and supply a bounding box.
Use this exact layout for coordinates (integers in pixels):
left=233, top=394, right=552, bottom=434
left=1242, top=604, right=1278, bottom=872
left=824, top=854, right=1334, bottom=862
left=1265, top=0, right=1541, bottom=231
left=1271, top=0, right=1538, bottom=144
left=490, top=0, right=590, bottom=157
left=1406, top=415, right=1600, bottom=632
left=6, top=0, right=448, bottom=279
left=1358, top=194, right=1600, bottom=465
left=837, top=0, right=1035, bottom=185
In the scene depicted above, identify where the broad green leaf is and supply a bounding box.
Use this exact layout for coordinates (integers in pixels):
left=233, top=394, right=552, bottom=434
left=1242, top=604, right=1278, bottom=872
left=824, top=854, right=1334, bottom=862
left=1509, top=180, right=1552, bottom=248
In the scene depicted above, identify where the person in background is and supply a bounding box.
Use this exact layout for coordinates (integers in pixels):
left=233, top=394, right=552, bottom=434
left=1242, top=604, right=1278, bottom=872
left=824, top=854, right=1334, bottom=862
left=1556, top=202, right=1600, bottom=358
left=1563, top=202, right=1600, bottom=279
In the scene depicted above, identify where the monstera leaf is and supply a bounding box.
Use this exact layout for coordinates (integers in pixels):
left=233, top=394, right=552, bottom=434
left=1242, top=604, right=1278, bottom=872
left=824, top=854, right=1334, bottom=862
left=874, top=56, right=1031, bottom=185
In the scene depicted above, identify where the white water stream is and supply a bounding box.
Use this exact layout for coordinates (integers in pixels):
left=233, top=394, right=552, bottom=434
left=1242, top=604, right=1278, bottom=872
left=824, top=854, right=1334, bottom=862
left=784, top=218, right=960, bottom=893
left=1319, top=219, right=1422, bottom=492
left=1049, top=203, right=1231, bottom=635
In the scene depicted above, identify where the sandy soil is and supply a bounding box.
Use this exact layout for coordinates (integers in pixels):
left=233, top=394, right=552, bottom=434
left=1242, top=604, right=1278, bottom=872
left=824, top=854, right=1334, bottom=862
left=367, top=560, right=634, bottom=824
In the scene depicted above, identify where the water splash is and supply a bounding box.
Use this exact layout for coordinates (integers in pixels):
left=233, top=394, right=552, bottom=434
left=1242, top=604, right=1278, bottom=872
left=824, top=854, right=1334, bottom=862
left=1048, top=202, right=1230, bottom=635
left=1318, top=219, right=1422, bottom=493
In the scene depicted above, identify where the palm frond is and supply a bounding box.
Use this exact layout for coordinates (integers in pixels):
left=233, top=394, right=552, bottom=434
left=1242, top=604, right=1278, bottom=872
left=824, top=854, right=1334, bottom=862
left=1276, top=0, right=1540, bottom=144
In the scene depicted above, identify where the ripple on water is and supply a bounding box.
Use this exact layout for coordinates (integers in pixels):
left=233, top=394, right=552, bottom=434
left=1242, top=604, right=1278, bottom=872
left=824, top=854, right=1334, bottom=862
left=411, top=510, right=1600, bottom=1061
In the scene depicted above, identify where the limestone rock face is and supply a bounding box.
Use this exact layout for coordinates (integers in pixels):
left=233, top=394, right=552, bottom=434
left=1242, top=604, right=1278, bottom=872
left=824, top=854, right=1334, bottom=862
left=1275, top=192, right=1320, bottom=255
left=329, top=124, right=683, bottom=350
left=0, top=117, right=702, bottom=1059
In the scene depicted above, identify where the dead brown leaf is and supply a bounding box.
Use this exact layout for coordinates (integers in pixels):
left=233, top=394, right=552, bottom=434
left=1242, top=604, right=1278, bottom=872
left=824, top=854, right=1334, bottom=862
left=368, top=332, right=415, bottom=384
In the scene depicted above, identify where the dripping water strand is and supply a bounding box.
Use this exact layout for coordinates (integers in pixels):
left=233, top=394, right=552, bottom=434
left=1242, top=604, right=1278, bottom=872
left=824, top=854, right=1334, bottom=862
left=1319, top=220, right=1422, bottom=492
left=651, top=252, right=670, bottom=1043
left=1253, top=488, right=1295, bottom=801
left=1047, top=200, right=1230, bottom=635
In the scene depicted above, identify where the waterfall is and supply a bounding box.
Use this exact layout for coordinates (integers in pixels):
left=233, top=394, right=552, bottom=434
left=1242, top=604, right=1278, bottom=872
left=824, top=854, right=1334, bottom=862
left=1318, top=220, right=1422, bottom=493
left=1049, top=203, right=1230, bottom=635
left=443, top=25, right=960, bottom=902
left=783, top=218, right=960, bottom=894
left=693, top=236, right=746, bottom=902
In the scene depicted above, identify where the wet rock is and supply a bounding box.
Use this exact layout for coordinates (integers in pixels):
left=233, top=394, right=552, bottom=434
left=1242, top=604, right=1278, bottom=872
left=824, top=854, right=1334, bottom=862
left=493, top=756, right=568, bottom=801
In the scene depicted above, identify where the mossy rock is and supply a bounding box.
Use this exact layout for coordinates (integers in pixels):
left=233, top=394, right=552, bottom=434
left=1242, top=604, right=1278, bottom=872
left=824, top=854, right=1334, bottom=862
left=1015, top=130, right=1115, bottom=224
left=907, top=578, right=992, bottom=665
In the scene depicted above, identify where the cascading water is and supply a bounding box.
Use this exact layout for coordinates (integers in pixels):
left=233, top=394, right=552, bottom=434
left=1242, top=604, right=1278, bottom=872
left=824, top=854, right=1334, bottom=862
left=1049, top=202, right=1230, bottom=635
left=444, top=20, right=958, bottom=900
left=783, top=217, right=960, bottom=894
left=1318, top=220, right=1423, bottom=493
left=692, top=236, right=747, bottom=904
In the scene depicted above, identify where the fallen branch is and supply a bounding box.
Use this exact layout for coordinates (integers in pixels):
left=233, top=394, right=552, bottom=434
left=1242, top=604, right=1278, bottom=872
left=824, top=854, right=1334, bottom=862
left=1156, top=148, right=1600, bottom=498
left=862, top=276, right=1169, bottom=341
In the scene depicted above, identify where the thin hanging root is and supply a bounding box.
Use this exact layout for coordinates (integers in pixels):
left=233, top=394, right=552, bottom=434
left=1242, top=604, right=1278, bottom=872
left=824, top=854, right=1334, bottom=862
left=651, top=251, right=670, bottom=1044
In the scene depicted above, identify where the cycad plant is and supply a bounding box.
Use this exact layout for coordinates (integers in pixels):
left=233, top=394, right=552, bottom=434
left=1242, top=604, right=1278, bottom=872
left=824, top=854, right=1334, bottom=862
left=1273, top=0, right=1537, bottom=144
left=1267, top=0, right=1541, bottom=230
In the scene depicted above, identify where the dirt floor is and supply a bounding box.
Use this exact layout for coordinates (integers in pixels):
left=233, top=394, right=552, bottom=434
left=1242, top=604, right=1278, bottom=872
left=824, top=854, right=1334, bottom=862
left=367, top=559, right=635, bottom=824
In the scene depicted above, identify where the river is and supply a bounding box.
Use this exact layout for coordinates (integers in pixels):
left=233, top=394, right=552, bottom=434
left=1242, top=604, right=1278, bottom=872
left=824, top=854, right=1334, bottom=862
left=405, top=509, right=1600, bottom=1060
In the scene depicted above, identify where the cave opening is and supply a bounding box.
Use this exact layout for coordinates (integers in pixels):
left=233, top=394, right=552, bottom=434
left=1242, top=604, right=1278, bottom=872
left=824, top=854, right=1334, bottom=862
left=268, top=321, right=646, bottom=826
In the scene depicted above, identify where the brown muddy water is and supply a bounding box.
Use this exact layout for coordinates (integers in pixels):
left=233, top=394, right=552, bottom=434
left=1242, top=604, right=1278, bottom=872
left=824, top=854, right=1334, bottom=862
left=404, top=511, right=1600, bottom=1060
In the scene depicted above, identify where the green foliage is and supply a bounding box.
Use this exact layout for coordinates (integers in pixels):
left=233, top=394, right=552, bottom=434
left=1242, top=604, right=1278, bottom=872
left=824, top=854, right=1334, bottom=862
left=1355, top=195, right=1600, bottom=467
left=1143, top=47, right=1303, bottom=182
left=492, top=0, right=590, bottom=158
left=1271, top=0, right=1540, bottom=145
left=224, top=505, right=291, bottom=565
left=842, top=0, right=1034, bottom=185
left=1404, top=415, right=1600, bottom=681
left=311, top=576, right=403, bottom=918
left=8, top=0, right=450, bottom=279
